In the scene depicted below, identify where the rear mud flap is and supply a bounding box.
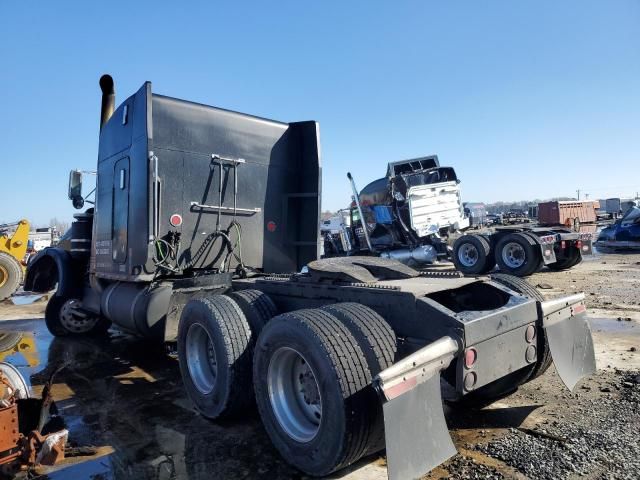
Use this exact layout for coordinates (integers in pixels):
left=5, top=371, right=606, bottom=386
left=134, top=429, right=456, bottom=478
left=375, top=336, right=460, bottom=480
left=382, top=373, right=456, bottom=480
left=543, top=298, right=596, bottom=391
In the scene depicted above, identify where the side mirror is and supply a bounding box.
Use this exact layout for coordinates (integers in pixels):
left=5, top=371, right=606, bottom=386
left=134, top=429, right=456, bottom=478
left=68, top=170, right=84, bottom=209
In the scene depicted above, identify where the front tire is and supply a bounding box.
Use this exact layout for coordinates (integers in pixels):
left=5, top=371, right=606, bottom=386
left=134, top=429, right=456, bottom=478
left=45, top=296, right=111, bottom=337
left=253, top=309, right=374, bottom=476
left=0, top=252, right=22, bottom=301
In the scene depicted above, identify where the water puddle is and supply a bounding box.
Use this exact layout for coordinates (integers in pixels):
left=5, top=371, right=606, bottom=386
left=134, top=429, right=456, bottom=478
left=589, top=317, right=638, bottom=334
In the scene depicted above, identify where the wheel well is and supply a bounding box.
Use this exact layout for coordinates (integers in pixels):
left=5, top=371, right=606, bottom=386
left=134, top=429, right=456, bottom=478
left=24, top=255, right=58, bottom=293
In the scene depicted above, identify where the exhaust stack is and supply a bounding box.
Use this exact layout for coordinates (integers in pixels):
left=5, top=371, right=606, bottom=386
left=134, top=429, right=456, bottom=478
left=99, top=74, right=115, bottom=131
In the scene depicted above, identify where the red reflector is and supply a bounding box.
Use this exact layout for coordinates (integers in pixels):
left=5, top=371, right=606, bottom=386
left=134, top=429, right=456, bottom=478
left=464, top=348, right=477, bottom=368
left=169, top=214, right=183, bottom=227
left=383, top=376, right=417, bottom=401
left=576, top=240, right=582, bottom=249
left=572, top=304, right=587, bottom=315
left=561, top=240, right=566, bottom=249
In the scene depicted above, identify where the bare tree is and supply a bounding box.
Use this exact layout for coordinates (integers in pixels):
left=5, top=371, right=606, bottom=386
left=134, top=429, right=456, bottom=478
left=49, top=217, right=70, bottom=234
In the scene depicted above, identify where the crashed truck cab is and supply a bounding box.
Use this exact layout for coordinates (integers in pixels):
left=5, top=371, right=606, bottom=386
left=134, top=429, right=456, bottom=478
left=329, top=155, right=470, bottom=265
left=26, top=76, right=596, bottom=480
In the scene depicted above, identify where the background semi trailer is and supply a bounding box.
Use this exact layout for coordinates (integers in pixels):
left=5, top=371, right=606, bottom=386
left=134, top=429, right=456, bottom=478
left=323, top=163, right=593, bottom=277
left=25, top=76, right=596, bottom=479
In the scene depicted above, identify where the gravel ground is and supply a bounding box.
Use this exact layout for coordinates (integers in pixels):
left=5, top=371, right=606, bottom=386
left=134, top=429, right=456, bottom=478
left=478, top=371, right=640, bottom=480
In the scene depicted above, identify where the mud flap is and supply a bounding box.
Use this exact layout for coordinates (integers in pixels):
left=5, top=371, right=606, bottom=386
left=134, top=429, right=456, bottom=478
left=374, top=335, right=461, bottom=480
left=382, top=373, right=456, bottom=480
left=542, top=296, right=596, bottom=391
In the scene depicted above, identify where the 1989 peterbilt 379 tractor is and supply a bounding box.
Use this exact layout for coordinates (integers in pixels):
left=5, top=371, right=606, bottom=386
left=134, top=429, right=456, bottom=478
left=25, top=75, right=596, bottom=479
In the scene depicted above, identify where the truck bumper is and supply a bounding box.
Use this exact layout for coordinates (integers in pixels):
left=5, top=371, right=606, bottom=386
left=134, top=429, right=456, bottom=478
left=374, top=293, right=596, bottom=480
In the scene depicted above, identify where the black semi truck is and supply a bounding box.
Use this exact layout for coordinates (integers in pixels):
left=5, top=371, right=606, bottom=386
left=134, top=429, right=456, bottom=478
left=25, top=76, right=596, bottom=480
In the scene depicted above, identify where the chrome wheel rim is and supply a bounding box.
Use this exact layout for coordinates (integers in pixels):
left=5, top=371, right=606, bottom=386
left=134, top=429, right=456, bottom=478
left=186, top=323, right=218, bottom=395
left=268, top=347, right=322, bottom=443
left=59, top=299, right=99, bottom=333
left=458, top=243, right=479, bottom=267
left=502, top=242, right=526, bottom=269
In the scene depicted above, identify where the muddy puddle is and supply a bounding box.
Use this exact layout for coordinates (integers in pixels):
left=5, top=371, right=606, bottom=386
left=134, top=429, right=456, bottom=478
left=589, top=317, right=639, bottom=334
left=0, top=319, right=304, bottom=480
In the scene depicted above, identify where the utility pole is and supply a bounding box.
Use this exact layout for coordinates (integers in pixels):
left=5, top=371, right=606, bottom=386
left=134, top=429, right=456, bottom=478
left=576, top=189, right=580, bottom=200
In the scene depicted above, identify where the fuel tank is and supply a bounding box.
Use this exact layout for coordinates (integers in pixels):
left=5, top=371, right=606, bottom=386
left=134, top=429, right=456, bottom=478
left=100, top=282, right=172, bottom=338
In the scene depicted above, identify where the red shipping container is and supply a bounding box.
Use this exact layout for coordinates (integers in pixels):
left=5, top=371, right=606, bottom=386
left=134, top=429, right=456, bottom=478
left=537, top=200, right=597, bottom=226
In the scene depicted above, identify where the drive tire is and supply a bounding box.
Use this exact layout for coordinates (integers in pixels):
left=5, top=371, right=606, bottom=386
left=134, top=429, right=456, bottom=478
left=0, top=252, right=22, bottom=301
left=453, top=274, right=551, bottom=408
left=547, top=247, right=581, bottom=271
left=228, top=289, right=277, bottom=337
left=452, top=235, right=492, bottom=275
left=321, top=303, right=396, bottom=454
left=253, top=308, right=373, bottom=476
left=45, top=296, right=111, bottom=337
left=495, top=233, right=541, bottom=277
left=178, top=296, right=252, bottom=419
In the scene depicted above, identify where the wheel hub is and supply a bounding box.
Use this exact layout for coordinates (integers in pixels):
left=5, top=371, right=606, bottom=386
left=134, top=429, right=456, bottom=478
left=458, top=243, right=479, bottom=267
left=268, top=347, right=322, bottom=443
left=59, top=299, right=99, bottom=333
left=185, top=323, right=218, bottom=395
left=502, top=242, right=526, bottom=268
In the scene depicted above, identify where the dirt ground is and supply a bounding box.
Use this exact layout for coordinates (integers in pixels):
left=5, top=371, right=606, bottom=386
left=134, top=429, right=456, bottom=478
left=0, top=251, right=638, bottom=479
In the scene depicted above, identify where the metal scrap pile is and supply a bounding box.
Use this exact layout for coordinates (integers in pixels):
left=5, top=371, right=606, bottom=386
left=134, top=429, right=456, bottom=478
left=0, top=362, right=68, bottom=477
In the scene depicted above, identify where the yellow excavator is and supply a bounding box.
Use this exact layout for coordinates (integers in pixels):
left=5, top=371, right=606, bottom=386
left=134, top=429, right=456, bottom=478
left=0, top=220, right=29, bottom=301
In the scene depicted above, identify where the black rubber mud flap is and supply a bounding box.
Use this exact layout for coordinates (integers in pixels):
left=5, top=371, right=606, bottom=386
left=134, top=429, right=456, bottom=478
left=382, top=373, right=456, bottom=480
left=542, top=299, right=596, bottom=391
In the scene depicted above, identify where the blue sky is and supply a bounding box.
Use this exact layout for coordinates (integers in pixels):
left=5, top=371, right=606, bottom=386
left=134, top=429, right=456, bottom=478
left=1, top=1, right=638, bottom=226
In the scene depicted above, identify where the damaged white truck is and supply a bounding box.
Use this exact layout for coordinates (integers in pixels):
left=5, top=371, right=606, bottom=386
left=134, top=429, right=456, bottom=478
left=25, top=76, right=596, bottom=479
left=324, top=156, right=593, bottom=277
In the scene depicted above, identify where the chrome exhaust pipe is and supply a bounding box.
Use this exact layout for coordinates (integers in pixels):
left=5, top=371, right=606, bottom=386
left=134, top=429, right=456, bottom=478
left=99, top=74, right=115, bottom=131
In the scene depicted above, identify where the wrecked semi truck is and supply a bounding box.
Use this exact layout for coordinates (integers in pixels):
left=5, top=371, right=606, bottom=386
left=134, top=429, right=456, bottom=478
left=25, top=76, right=597, bottom=479
left=326, top=160, right=593, bottom=277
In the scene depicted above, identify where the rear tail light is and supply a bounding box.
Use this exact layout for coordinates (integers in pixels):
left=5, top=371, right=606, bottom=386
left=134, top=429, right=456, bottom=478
left=525, top=325, right=537, bottom=343
left=525, top=345, right=537, bottom=363
left=576, top=240, right=583, bottom=249
left=464, top=348, right=477, bottom=368
left=464, top=372, right=477, bottom=391
left=561, top=240, right=566, bottom=249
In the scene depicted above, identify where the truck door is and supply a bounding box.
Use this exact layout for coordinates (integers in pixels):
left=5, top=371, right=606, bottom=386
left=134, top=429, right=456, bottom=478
left=112, top=157, right=130, bottom=263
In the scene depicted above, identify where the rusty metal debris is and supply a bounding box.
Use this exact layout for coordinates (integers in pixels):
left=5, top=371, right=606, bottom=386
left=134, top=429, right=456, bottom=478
left=0, top=361, right=68, bottom=474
